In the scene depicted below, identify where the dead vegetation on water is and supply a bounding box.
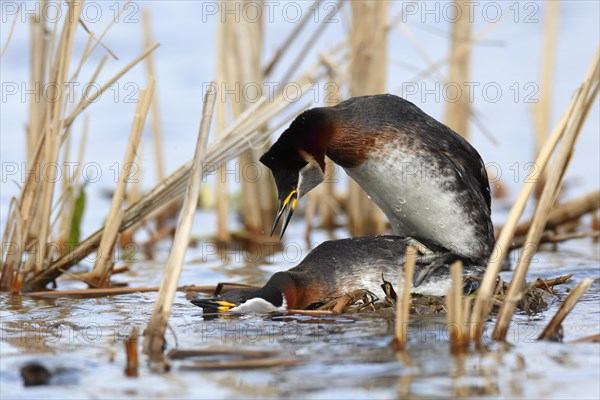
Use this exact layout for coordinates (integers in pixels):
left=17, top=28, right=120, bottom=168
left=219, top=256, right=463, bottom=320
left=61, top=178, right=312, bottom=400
left=314, top=273, right=574, bottom=318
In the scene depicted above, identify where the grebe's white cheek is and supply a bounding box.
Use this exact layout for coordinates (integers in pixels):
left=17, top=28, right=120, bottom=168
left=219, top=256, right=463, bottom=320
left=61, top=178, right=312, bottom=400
left=229, top=295, right=288, bottom=313
left=278, top=295, right=288, bottom=312
left=229, top=298, right=278, bottom=313
left=298, top=161, right=325, bottom=198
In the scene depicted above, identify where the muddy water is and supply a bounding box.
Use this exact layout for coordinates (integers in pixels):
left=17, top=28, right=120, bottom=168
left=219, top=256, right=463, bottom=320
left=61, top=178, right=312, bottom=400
left=1, top=236, right=598, bottom=399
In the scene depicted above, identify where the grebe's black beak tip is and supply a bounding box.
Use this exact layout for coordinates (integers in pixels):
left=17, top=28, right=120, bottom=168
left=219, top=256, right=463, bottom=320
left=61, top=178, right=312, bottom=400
left=279, top=201, right=296, bottom=240
left=271, top=190, right=298, bottom=240
left=270, top=200, right=284, bottom=237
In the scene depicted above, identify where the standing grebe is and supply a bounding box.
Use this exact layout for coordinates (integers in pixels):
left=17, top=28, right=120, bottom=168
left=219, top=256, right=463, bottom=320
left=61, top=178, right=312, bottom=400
left=260, top=94, right=494, bottom=263
left=191, top=236, right=483, bottom=313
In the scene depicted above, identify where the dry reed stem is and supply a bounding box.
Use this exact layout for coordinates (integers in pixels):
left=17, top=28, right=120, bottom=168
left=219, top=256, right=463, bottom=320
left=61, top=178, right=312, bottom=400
left=58, top=131, right=72, bottom=241
left=25, top=284, right=240, bottom=299
left=138, top=225, right=175, bottom=249
left=214, top=15, right=230, bottom=243
left=331, top=293, right=353, bottom=314
left=446, top=260, right=468, bottom=352
left=27, top=14, right=47, bottom=163
left=67, top=55, right=108, bottom=129
left=452, top=262, right=462, bottom=341
left=214, top=179, right=229, bottom=243
left=493, top=49, right=599, bottom=341
left=394, top=245, right=416, bottom=350
left=169, top=349, right=279, bottom=360
left=33, top=2, right=82, bottom=273
left=34, top=15, right=79, bottom=247
left=75, top=115, right=90, bottom=177
left=91, top=209, right=124, bottom=287
left=0, top=199, right=23, bottom=291
left=44, top=9, right=58, bottom=74
left=510, top=230, right=600, bottom=250
left=142, top=10, right=166, bottom=183
left=1, top=3, right=20, bottom=59
left=319, top=52, right=349, bottom=83
left=320, top=158, right=337, bottom=235
left=26, top=3, right=75, bottom=245
left=28, top=70, right=323, bottom=290
left=470, top=49, right=599, bottom=343
left=1, top=185, right=20, bottom=253
left=396, top=352, right=414, bottom=397
left=444, top=1, right=472, bottom=137
left=0, top=198, right=17, bottom=287
left=59, top=115, right=89, bottom=246
left=125, top=139, right=143, bottom=206
left=48, top=176, right=75, bottom=237
left=221, top=11, right=264, bottom=233
left=68, top=35, right=97, bottom=90
left=403, top=22, right=498, bottom=84
left=279, top=0, right=342, bottom=86
left=263, top=0, right=324, bottom=77
left=179, top=357, right=302, bottom=371
left=593, top=211, right=600, bottom=238
left=124, top=195, right=180, bottom=237
left=533, top=0, right=559, bottom=145
left=462, top=296, right=473, bottom=330
left=538, top=278, right=594, bottom=341
left=507, top=190, right=599, bottom=237
left=396, top=23, right=444, bottom=83
left=64, top=42, right=160, bottom=128
left=124, top=329, right=139, bottom=377
left=348, top=0, right=388, bottom=236
left=90, top=82, right=154, bottom=287
left=77, top=20, right=118, bottom=61
left=569, top=333, right=600, bottom=343
left=143, top=85, right=216, bottom=357
left=78, top=0, right=132, bottom=64
left=531, top=1, right=559, bottom=200
left=532, top=274, right=573, bottom=290
left=394, top=20, right=499, bottom=143
left=225, top=12, right=276, bottom=236
left=15, top=134, right=45, bottom=248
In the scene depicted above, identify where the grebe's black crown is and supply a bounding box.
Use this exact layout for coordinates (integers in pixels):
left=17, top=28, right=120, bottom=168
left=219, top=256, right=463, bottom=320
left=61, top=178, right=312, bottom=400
left=259, top=107, right=330, bottom=192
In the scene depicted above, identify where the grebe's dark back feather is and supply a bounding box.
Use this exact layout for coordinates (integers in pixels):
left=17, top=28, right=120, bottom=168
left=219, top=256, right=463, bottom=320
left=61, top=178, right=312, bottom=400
left=331, top=94, right=491, bottom=210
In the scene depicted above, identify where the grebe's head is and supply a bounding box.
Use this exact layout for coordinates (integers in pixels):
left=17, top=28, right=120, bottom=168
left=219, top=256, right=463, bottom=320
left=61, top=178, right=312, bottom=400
left=190, top=286, right=287, bottom=314
left=260, top=108, right=333, bottom=238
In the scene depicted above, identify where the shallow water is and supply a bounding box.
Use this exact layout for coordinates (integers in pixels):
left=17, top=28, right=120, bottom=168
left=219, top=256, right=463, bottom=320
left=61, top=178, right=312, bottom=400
left=1, top=230, right=599, bottom=399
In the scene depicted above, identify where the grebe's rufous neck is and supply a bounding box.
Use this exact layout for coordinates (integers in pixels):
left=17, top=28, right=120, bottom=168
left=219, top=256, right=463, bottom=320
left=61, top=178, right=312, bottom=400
left=260, top=94, right=494, bottom=263
left=191, top=236, right=483, bottom=313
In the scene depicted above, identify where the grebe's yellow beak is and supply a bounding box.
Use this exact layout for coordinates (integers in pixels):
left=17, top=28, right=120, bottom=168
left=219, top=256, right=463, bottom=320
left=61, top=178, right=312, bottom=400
left=270, top=189, right=298, bottom=240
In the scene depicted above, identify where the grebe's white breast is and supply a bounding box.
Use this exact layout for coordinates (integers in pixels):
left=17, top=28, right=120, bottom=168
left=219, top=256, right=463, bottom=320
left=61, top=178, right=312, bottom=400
left=345, top=146, right=482, bottom=260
